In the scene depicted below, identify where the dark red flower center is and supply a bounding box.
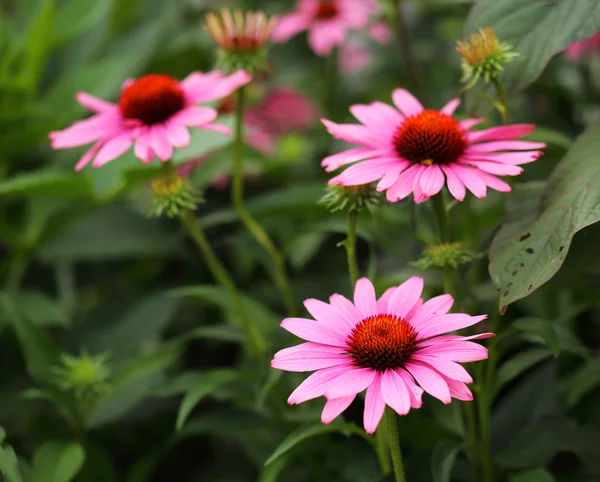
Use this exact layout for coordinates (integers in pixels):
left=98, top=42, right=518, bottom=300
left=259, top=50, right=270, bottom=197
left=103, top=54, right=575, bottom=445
left=346, top=314, right=418, bottom=371
left=315, top=1, right=339, bottom=20
left=118, top=74, right=185, bottom=125
left=393, top=110, right=467, bottom=166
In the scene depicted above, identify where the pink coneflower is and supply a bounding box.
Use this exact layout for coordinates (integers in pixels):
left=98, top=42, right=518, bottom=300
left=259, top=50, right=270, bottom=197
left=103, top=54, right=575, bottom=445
left=565, top=29, right=600, bottom=61
left=271, top=0, right=378, bottom=56
left=49, top=71, right=252, bottom=171
left=321, top=89, right=546, bottom=203
left=339, top=38, right=373, bottom=74
left=272, top=277, right=491, bottom=433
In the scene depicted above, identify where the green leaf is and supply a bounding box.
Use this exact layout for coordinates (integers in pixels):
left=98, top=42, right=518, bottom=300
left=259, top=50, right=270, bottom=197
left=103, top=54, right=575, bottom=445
left=496, top=347, right=552, bottom=391
left=431, top=441, right=463, bottom=482
left=509, top=469, right=555, bottom=482
left=264, top=423, right=371, bottom=466
left=31, top=442, right=85, bottom=482
left=286, top=232, right=327, bottom=269
left=0, top=428, right=22, bottom=482
left=51, top=0, right=110, bottom=47
left=0, top=170, right=93, bottom=198
left=560, top=358, right=600, bottom=409
left=175, top=369, right=242, bottom=431
left=0, top=293, right=61, bottom=383
left=496, top=416, right=600, bottom=474
left=38, top=204, right=183, bottom=262
left=511, top=318, right=561, bottom=357
left=489, top=121, right=600, bottom=313
left=464, top=0, right=600, bottom=92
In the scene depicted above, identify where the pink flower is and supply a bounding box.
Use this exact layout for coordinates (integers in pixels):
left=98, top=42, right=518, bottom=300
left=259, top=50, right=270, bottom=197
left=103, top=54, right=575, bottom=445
left=321, top=89, right=546, bottom=203
left=272, top=277, right=491, bottom=433
left=271, top=0, right=378, bottom=56
left=255, top=87, right=319, bottom=134
left=369, top=19, right=392, bottom=44
left=339, top=39, right=374, bottom=74
left=49, top=71, right=252, bottom=171
left=565, top=29, right=600, bottom=61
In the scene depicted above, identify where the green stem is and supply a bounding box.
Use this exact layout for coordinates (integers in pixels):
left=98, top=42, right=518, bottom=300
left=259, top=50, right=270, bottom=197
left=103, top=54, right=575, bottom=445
left=5, top=253, right=27, bottom=295
left=385, top=409, right=407, bottom=482
left=375, top=426, right=392, bottom=476
left=492, top=76, right=509, bottom=124
left=346, top=210, right=359, bottom=286
left=430, top=193, right=449, bottom=244
left=180, top=209, right=264, bottom=361
left=387, top=0, right=429, bottom=104
left=233, top=87, right=296, bottom=316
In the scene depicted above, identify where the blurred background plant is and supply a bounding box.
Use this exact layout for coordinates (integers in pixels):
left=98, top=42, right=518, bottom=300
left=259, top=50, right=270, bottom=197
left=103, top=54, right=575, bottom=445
left=0, top=0, right=600, bottom=481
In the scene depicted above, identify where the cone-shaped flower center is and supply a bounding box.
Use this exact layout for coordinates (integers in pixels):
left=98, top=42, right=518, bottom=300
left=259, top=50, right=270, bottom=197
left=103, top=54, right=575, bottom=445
left=315, top=1, right=339, bottom=20
left=394, top=110, right=467, bottom=165
left=346, top=314, right=418, bottom=371
left=119, top=74, right=185, bottom=125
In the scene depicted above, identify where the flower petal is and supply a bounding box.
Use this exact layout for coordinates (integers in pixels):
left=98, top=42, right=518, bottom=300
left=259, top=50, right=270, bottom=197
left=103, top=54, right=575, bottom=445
left=280, top=318, right=348, bottom=346
left=304, top=298, right=352, bottom=335
left=329, top=159, right=401, bottom=186
left=391, top=89, right=424, bottom=117
left=324, top=367, right=376, bottom=399
left=363, top=373, right=385, bottom=434
left=467, top=124, right=536, bottom=143
left=409, top=294, right=454, bottom=328
left=449, top=164, right=487, bottom=198
left=441, top=98, right=460, bottom=115
left=405, top=361, right=451, bottom=403
left=381, top=369, right=411, bottom=416
left=387, top=276, right=424, bottom=319
left=91, top=132, right=133, bottom=167
left=150, top=125, right=173, bottom=161
left=287, top=364, right=354, bottom=404
left=411, top=354, right=473, bottom=383
left=354, top=278, right=377, bottom=317
left=441, top=165, right=466, bottom=201
left=416, top=313, right=487, bottom=340
left=321, top=395, right=356, bottom=424
left=164, top=122, right=191, bottom=148
left=396, top=369, right=424, bottom=408
left=271, top=12, right=311, bottom=42
left=419, top=164, right=445, bottom=197
left=416, top=341, right=488, bottom=362
left=76, top=92, right=116, bottom=113
left=170, top=106, right=218, bottom=127
left=321, top=147, right=379, bottom=172
left=386, top=164, right=420, bottom=201
left=329, top=294, right=362, bottom=331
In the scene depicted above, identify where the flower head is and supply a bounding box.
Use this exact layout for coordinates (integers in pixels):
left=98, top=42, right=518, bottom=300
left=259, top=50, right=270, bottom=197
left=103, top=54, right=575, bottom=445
left=272, top=277, right=492, bottom=433
left=565, top=29, right=600, bottom=61
left=147, top=169, right=202, bottom=218
left=204, top=9, right=276, bottom=74
left=271, top=0, right=379, bottom=56
left=319, top=184, right=380, bottom=213
left=457, top=28, right=518, bottom=88
left=413, top=242, right=479, bottom=271
left=49, top=70, right=252, bottom=171
left=52, top=350, right=111, bottom=398
left=321, top=89, right=546, bottom=204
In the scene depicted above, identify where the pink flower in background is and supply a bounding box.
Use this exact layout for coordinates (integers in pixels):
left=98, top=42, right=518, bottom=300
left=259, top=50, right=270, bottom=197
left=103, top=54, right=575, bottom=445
left=272, top=277, right=491, bottom=433
left=369, top=19, right=392, bottom=44
left=271, top=0, right=378, bottom=56
left=339, top=39, right=373, bottom=74
left=49, top=71, right=251, bottom=170
left=322, top=89, right=546, bottom=203
left=565, top=29, right=600, bottom=61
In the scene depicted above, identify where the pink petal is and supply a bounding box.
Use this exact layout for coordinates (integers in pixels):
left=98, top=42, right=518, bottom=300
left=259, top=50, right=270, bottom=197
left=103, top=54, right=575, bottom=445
left=376, top=287, right=395, bottom=315
left=468, top=140, right=546, bottom=152
left=164, top=122, right=191, bottom=148
left=381, top=369, right=411, bottom=416
left=411, top=166, right=429, bottom=204
left=287, top=364, right=355, bottom=404
left=465, top=151, right=543, bottom=165
left=308, top=21, right=346, bottom=56
left=197, top=123, right=232, bottom=136
left=461, top=159, right=523, bottom=176
left=419, top=165, right=445, bottom=196
left=134, top=130, right=154, bottom=163
left=187, top=70, right=252, bottom=104
left=392, top=89, right=424, bottom=117
left=150, top=125, right=173, bottom=162
left=280, top=318, right=348, bottom=346
left=377, top=163, right=407, bottom=191
left=416, top=341, right=488, bottom=362
left=354, top=278, right=377, bottom=318
left=475, top=171, right=512, bottom=192
left=321, top=148, right=381, bottom=172
left=396, top=369, right=424, bottom=408
left=409, top=294, right=454, bottom=328
left=416, top=313, right=487, bottom=340
left=74, top=142, right=103, bottom=171
left=467, top=124, right=536, bottom=143
left=273, top=342, right=345, bottom=359
left=385, top=164, right=420, bottom=201
left=411, top=355, right=473, bottom=383
left=321, top=395, right=356, bottom=424
left=405, top=361, right=451, bottom=403
left=170, top=106, right=218, bottom=127
left=440, top=98, right=460, bottom=116
left=271, top=349, right=350, bottom=372
left=370, top=101, right=404, bottom=124
left=363, top=373, right=385, bottom=434
left=75, top=92, right=116, bottom=113
left=50, top=113, right=122, bottom=149
left=406, top=298, right=424, bottom=319
left=321, top=119, right=380, bottom=147
left=449, top=164, right=487, bottom=198
left=460, top=118, right=486, bottom=130
left=271, top=13, right=311, bottom=42
left=325, top=367, right=376, bottom=399
left=91, top=132, right=133, bottom=167
left=304, top=298, right=352, bottom=335
left=329, top=294, right=362, bottom=331
left=418, top=332, right=495, bottom=347
left=445, top=378, right=473, bottom=401
left=387, top=276, right=424, bottom=319
left=329, top=159, right=401, bottom=186
left=350, top=104, right=398, bottom=136
left=441, top=165, right=466, bottom=201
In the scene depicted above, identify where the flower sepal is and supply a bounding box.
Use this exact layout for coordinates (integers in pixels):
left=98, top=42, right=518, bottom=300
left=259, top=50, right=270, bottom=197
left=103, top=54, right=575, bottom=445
left=319, top=184, right=380, bottom=213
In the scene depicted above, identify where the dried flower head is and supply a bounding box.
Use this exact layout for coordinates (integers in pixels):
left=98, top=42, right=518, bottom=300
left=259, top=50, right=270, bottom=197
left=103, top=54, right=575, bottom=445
left=148, top=169, right=202, bottom=218
left=51, top=350, right=111, bottom=398
left=204, top=9, right=276, bottom=74
left=456, top=28, right=518, bottom=89
left=319, top=184, right=380, bottom=213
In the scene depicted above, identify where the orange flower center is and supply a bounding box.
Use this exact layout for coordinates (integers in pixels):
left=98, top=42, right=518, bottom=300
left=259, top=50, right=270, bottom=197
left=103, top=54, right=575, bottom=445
left=393, top=110, right=467, bottom=166
left=315, top=1, right=338, bottom=20
left=118, top=74, right=185, bottom=125
left=346, top=314, right=418, bottom=371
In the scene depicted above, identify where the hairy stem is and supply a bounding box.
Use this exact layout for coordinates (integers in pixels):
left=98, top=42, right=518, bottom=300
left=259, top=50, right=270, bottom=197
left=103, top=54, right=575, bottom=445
left=385, top=409, right=406, bottom=482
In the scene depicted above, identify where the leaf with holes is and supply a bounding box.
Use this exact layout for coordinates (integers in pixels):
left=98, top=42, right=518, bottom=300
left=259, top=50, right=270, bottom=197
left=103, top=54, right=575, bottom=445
left=489, top=121, right=600, bottom=314
left=464, top=0, right=600, bottom=92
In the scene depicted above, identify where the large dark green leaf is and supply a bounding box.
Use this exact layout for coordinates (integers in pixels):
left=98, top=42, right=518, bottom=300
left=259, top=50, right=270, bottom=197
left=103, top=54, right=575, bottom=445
left=0, top=170, right=93, bottom=199
left=464, top=0, right=600, bottom=92
left=560, top=358, right=600, bottom=409
left=489, top=121, right=600, bottom=313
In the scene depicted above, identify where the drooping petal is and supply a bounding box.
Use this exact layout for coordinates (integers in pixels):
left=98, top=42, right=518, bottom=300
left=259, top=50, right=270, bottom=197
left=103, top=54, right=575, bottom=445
left=416, top=341, right=488, bottom=362
left=449, top=164, right=487, bottom=198
left=385, top=164, right=420, bottom=201
left=418, top=332, right=495, bottom=347
left=49, top=113, right=123, bottom=148
left=170, top=106, right=218, bottom=127
left=324, top=367, right=377, bottom=399
left=134, top=130, right=154, bottom=163
left=321, top=395, right=356, bottom=424
left=164, top=122, right=191, bottom=148
left=387, top=276, right=424, bottom=319
left=441, top=165, right=466, bottom=201
left=354, top=278, right=377, bottom=317
left=91, top=132, right=134, bottom=167
left=74, top=142, right=104, bottom=171
left=396, top=369, right=424, bottom=408
left=391, top=89, right=424, bottom=117
left=280, top=318, right=348, bottom=346
left=467, top=140, right=546, bottom=152
left=467, top=124, right=536, bottom=143
left=405, top=361, right=451, bottom=403
left=445, top=377, right=474, bottom=401
left=419, top=164, right=445, bottom=197
left=381, top=369, right=411, bottom=416
left=321, top=119, right=380, bottom=147
left=416, top=313, right=487, bottom=340
left=150, top=125, right=173, bottom=161
left=376, top=163, right=407, bottom=191
left=321, top=147, right=379, bottom=172
left=460, top=159, right=523, bottom=176
left=329, top=159, right=401, bottom=186
left=475, top=171, right=512, bottom=192
left=287, top=364, right=355, bottom=404
left=411, top=354, right=473, bottom=383
left=271, top=346, right=350, bottom=372
left=363, top=373, right=385, bottom=434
